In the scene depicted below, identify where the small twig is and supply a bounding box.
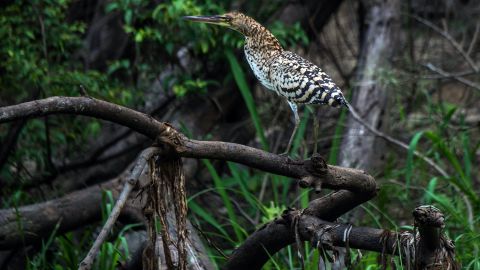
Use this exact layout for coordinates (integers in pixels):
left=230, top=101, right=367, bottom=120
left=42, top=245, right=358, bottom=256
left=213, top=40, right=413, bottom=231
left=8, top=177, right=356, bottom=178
left=230, top=197, right=257, bottom=226
left=293, top=212, right=305, bottom=270
left=79, top=147, right=160, bottom=270
left=190, top=221, right=229, bottom=259
left=79, top=85, right=89, bottom=97
left=254, top=174, right=269, bottom=224
left=467, top=22, right=480, bottom=56
left=423, top=63, right=480, bottom=92
left=44, top=114, right=56, bottom=175
left=419, top=69, right=478, bottom=80
left=346, top=103, right=448, bottom=178
left=410, top=14, right=478, bottom=72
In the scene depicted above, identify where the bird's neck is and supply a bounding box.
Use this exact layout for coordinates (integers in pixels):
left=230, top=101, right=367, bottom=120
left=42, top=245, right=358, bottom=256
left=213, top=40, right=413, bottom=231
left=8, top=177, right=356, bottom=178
left=243, top=23, right=283, bottom=57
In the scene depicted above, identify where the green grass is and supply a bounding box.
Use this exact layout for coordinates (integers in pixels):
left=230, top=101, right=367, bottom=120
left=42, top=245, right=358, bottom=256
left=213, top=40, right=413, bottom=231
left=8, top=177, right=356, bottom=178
left=24, top=190, right=141, bottom=270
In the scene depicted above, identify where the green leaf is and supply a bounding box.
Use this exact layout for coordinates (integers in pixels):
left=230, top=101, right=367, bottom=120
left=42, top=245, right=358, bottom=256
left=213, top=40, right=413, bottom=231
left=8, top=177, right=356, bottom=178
left=125, top=9, right=133, bottom=25
left=202, top=159, right=244, bottom=241
left=405, top=131, right=424, bottom=192
left=423, top=177, right=437, bottom=204
left=105, top=2, right=119, bottom=13
left=188, top=201, right=230, bottom=238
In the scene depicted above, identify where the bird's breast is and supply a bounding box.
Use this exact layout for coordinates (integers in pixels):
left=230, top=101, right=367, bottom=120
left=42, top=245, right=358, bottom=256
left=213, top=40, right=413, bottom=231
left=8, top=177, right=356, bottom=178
left=244, top=46, right=276, bottom=91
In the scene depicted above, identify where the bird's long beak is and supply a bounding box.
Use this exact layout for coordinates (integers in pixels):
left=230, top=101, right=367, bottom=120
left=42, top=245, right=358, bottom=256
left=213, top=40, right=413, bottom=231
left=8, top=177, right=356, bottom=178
left=182, top=15, right=230, bottom=27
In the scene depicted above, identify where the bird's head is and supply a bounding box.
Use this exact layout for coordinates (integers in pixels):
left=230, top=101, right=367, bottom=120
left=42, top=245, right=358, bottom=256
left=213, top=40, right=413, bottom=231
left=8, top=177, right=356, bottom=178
left=183, top=12, right=258, bottom=36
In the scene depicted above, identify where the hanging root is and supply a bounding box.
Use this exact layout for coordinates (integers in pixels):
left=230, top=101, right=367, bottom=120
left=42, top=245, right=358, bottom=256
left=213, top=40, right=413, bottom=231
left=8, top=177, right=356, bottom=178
left=342, top=224, right=353, bottom=269
left=412, top=205, right=459, bottom=270
left=146, top=155, right=188, bottom=270
left=311, top=223, right=338, bottom=270
left=377, top=205, right=460, bottom=270
left=293, top=209, right=306, bottom=270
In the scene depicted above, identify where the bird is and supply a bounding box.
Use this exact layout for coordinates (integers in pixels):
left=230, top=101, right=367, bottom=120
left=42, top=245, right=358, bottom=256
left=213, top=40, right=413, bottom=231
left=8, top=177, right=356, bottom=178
left=183, top=12, right=348, bottom=155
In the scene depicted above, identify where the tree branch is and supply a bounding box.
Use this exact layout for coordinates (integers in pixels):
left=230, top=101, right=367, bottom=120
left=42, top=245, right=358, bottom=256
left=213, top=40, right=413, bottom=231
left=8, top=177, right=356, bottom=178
left=424, top=63, right=480, bottom=92
left=224, top=188, right=377, bottom=269
left=0, top=96, right=374, bottom=194
left=0, top=97, right=166, bottom=139
left=226, top=205, right=458, bottom=270
left=411, top=14, right=479, bottom=72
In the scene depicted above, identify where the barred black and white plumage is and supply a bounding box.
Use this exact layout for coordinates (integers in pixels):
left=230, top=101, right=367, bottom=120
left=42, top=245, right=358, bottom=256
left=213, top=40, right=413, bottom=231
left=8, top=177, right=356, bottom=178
left=266, top=51, right=347, bottom=107
left=184, top=12, right=348, bottom=154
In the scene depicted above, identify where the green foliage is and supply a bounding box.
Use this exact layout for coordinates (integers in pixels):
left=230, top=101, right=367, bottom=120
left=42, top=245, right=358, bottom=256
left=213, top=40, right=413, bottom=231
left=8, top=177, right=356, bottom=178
left=102, top=0, right=309, bottom=98
left=202, top=159, right=246, bottom=242
left=172, top=78, right=216, bottom=97
left=0, top=0, right=127, bottom=101
left=270, top=22, right=309, bottom=48
left=23, top=190, right=139, bottom=270
left=0, top=0, right=133, bottom=189
left=376, top=99, right=480, bottom=268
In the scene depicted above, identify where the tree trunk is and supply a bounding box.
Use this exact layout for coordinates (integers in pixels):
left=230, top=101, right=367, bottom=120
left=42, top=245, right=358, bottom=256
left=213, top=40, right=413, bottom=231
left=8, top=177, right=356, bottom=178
left=339, top=0, right=402, bottom=171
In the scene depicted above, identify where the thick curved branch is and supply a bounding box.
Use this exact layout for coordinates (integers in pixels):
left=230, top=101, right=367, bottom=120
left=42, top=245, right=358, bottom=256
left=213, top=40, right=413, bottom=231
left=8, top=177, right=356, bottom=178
left=0, top=96, right=375, bottom=194
left=0, top=96, right=166, bottom=139
left=226, top=205, right=458, bottom=270
left=224, top=189, right=376, bottom=269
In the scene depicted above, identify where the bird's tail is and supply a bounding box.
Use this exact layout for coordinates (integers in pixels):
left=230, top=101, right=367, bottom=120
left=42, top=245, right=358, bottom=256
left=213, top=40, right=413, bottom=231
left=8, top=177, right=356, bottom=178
left=342, top=99, right=351, bottom=110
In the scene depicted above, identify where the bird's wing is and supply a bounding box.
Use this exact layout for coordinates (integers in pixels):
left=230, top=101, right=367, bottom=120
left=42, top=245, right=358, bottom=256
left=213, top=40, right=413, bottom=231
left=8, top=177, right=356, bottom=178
left=269, top=51, right=343, bottom=106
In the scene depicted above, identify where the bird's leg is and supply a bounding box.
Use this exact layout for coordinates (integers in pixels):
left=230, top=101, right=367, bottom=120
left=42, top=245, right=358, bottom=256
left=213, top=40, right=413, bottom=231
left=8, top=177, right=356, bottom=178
left=312, top=109, right=319, bottom=154
left=282, top=101, right=300, bottom=155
